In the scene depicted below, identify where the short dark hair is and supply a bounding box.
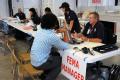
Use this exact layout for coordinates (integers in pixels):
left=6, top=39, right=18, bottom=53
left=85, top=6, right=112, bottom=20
left=89, top=12, right=100, bottom=20
left=45, top=7, right=52, bottom=13
left=41, top=14, right=59, bottom=29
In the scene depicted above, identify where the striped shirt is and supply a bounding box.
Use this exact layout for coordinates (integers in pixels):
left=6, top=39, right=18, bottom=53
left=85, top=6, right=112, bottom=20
left=30, top=29, right=69, bottom=67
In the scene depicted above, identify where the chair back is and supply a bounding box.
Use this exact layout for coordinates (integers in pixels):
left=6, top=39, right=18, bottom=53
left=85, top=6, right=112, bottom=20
left=7, top=42, right=21, bottom=64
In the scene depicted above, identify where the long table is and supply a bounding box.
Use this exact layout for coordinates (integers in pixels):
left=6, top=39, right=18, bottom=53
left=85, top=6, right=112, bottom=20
left=3, top=18, right=120, bottom=80
left=61, top=42, right=120, bottom=80
left=3, top=18, right=37, bottom=37
left=3, top=18, right=63, bottom=38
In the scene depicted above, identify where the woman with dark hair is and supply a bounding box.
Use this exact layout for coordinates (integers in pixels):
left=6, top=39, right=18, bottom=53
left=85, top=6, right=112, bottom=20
left=29, top=8, right=40, bottom=25
left=31, top=13, right=69, bottom=80
left=59, top=2, right=81, bottom=34
left=58, top=2, right=81, bottom=42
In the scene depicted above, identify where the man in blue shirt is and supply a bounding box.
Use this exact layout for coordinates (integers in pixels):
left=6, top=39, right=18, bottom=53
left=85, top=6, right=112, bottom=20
left=31, top=13, right=69, bottom=80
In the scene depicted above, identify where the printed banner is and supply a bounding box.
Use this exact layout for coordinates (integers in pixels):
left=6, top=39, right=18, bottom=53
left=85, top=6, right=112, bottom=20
left=61, top=50, right=87, bottom=80
left=92, top=0, right=101, bottom=4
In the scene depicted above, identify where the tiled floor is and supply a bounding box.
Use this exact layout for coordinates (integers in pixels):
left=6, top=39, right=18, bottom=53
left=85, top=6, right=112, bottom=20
left=0, top=49, right=12, bottom=80
left=0, top=38, right=68, bottom=80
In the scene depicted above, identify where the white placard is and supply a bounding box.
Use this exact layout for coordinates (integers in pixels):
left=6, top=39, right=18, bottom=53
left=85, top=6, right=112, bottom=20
left=62, top=50, right=87, bottom=80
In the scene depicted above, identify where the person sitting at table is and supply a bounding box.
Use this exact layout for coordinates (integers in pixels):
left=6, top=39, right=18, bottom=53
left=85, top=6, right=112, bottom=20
left=78, top=12, right=104, bottom=43
left=28, top=8, right=40, bottom=25
left=13, top=8, right=26, bottom=20
left=31, top=13, right=69, bottom=80
left=45, top=7, right=52, bottom=14
left=44, top=7, right=60, bottom=30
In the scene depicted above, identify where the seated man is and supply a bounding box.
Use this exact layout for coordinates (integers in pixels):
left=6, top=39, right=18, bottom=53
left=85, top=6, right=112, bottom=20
left=78, top=12, right=104, bottom=43
left=13, top=8, right=26, bottom=20
left=45, top=7, right=52, bottom=14
left=44, top=7, right=59, bottom=30
left=31, top=14, right=69, bottom=80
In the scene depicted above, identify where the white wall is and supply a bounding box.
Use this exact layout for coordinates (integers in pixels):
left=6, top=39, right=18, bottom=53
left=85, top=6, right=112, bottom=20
left=12, top=0, right=77, bottom=18
left=78, top=0, right=115, bottom=7
left=12, top=0, right=42, bottom=18
left=11, top=0, right=119, bottom=17
left=23, top=0, right=42, bottom=17
left=42, top=0, right=76, bottom=16
left=77, top=0, right=116, bottom=13
left=12, top=0, right=24, bottom=15
left=0, top=0, right=9, bottom=18
left=78, top=0, right=88, bottom=7
left=107, top=0, right=115, bottom=6
left=42, top=0, right=53, bottom=15
left=118, top=0, right=120, bottom=5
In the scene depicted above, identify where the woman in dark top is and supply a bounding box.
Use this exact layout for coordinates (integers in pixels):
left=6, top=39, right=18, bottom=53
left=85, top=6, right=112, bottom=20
left=79, top=12, right=104, bottom=43
left=29, top=8, right=40, bottom=25
left=59, top=2, right=81, bottom=33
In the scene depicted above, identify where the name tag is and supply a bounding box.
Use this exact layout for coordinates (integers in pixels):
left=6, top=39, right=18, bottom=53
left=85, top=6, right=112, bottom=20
left=94, top=28, right=96, bottom=32
left=87, top=29, right=90, bottom=34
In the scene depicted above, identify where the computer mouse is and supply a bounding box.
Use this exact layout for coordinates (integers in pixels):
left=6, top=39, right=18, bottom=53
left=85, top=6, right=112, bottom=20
left=81, top=47, right=89, bottom=54
left=73, top=47, right=79, bottom=50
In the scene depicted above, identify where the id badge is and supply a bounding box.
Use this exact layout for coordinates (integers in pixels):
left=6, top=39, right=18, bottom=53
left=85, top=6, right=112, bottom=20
left=87, top=29, right=90, bottom=34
